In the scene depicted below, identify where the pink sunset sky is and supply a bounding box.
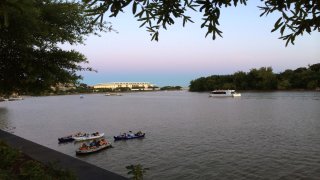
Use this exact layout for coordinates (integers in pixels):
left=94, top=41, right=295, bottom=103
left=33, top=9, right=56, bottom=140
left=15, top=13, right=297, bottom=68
left=65, top=1, right=320, bottom=87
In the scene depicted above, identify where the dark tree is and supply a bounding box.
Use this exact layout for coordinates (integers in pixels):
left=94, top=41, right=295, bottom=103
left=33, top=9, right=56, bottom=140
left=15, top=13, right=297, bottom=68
left=0, top=0, right=107, bottom=96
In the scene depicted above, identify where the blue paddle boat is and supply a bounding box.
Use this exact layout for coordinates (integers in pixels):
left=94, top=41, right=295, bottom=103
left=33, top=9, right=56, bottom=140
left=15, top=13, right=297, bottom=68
left=114, top=131, right=145, bottom=141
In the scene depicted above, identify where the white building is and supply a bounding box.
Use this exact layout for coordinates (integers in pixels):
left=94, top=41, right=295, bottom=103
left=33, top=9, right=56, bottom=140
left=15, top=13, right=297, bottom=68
left=93, top=82, right=157, bottom=91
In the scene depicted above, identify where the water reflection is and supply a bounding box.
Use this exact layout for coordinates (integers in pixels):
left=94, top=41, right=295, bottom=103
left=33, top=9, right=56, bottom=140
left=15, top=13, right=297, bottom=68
left=0, top=92, right=320, bottom=179
left=0, top=107, right=15, bottom=133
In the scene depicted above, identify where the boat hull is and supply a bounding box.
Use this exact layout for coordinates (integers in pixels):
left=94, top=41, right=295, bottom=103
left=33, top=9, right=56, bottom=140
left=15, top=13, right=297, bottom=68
left=232, top=93, right=241, bottom=97
left=209, top=94, right=241, bottom=97
left=209, top=94, right=233, bottom=97
left=209, top=90, right=241, bottom=97
left=114, top=134, right=145, bottom=141
left=73, top=133, right=105, bottom=141
left=8, top=97, right=23, bottom=101
left=76, top=143, right=112, bottom=154
left=58, top=136, right=74, bottom=143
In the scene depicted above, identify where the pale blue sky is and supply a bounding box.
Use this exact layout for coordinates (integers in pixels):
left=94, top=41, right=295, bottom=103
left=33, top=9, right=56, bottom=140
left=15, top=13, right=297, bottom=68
left=68, top=1, right=320, bottom=87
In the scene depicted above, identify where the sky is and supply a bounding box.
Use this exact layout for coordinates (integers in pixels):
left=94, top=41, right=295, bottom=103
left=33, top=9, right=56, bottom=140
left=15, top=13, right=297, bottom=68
left=65, top=1, right=320, bottom=87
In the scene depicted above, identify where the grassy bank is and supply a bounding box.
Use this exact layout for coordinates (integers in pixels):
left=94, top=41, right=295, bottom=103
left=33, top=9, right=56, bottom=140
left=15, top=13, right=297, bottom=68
left=0, top=140, right=75, bottom=180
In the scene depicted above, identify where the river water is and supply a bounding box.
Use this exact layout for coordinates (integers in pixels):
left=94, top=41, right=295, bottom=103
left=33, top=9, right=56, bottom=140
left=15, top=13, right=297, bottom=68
left=1, top=91, right=320, bottom=179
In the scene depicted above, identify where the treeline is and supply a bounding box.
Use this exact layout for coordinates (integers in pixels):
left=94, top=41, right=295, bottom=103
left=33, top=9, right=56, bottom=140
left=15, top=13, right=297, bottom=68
left=160, top=86, right=182, bottom=90
left=189, top=63, right=320, bottom=91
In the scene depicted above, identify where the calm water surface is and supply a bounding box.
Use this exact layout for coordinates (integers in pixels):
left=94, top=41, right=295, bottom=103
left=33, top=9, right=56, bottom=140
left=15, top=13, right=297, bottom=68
left=1, top=91, right=320, bottom=179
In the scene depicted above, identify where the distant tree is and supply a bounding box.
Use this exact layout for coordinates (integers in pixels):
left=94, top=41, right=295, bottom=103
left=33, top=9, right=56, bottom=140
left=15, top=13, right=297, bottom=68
left=95, top=88, right=113, bottom=92
left=222, top=83, right=234, bottom=89
left=0, top=0, right=108, bottom=96
left=189, top=63, right=320, bottom=91
left=294, top=67, right=308, bottom=73
left=75, top=83, right=93, bottom=93
left=308, top=63, right=320, bottom=88
left=189, top=77, right=208, bottom=91
left=79, top=83, right=89, bottom=88
left=83, top=0, right=319, bottom=45
left=287, top=67, right=311, bottom=89
left=277, top=79, right=291, bottom=90
left=256, top=67, right=277, bottom=90
left=246, top=68, right=260, bottom=89
left=233, top=71, right=248, bottom=90
left=309, top=64, right=320, bottom=72
left=160, top=86, right=182, bottom=90
left=307, top=80, right=318, bottom=89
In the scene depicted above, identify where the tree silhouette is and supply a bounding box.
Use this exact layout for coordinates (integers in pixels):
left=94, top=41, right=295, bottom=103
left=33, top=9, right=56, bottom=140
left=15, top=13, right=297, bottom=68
left=84, top=0, right=319, bottom=45
left=0, top=0, right=108, bottom=96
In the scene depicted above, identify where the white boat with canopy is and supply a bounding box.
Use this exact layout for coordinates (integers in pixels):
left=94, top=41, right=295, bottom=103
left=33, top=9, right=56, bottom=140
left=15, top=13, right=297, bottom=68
left=209, top=90, right=241, bottom=97
left=73, top=132, right=105, bottom=141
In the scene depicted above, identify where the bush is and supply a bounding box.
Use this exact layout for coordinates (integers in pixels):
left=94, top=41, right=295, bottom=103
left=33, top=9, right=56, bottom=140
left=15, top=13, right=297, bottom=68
left=0, top=141, right=20, bottom=169
left=0, top=140, right=76, bottom=180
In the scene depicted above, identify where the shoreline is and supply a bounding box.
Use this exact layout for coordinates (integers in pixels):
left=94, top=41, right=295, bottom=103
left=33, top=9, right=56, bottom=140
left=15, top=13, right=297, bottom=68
left=1, top=90, right=319, bottom=102
left=0, top=130, right=127, bottom=180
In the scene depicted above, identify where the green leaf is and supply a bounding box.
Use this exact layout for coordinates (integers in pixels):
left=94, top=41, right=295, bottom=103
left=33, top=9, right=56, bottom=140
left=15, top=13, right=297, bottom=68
left=275, top=17, right=282, bottom=27
left=139, top=20, right=147, bottom=27
left=132, top=1, right=137, bottom=14
left=271, top=17, right=283, bottom=32
left=135, top=10, right=144, bottom=18
left=280, top=25, right=285, bottom=35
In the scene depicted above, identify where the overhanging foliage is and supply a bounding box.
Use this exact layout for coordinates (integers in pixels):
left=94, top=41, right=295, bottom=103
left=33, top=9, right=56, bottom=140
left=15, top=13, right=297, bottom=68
left=0, top=0, right=107, bottom=96
left=84, top=0, right=319, bottom=45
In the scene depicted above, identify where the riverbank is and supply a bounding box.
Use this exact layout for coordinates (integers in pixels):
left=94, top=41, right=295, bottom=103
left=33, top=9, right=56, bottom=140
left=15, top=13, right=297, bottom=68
left=0, top=130, right=127, bottom=180
left=0, top=140, right=76, bottom=179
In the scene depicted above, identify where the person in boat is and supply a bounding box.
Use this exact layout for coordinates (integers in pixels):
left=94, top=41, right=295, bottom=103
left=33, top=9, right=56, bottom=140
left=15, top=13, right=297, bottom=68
left=136, top=131, right=143, bottom=136
left=77, top=132, right=86, bottom=137
left=128, top=131, right=135, bottom=137
left=90, top=140, right=98, bottom=148
left=92, top=132, right=99, bottom=136
left=99, top=139, right=107, bottom=146
left=80, top=143, right=88, bottom=150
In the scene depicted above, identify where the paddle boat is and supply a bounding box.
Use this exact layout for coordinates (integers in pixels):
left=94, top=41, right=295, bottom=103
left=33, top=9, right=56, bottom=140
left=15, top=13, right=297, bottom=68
left=58, top=132, right=87, bottom=143
left=76, top=138, right=112, bottom=154
left=73, top=132, right=104, bottom=141
left=114, top=131, right=145, bottom=141
left=105, top=93, right=122, bottom=96
left=209, top=90, right=241, bottom=97
left=58, top=135, right=74, bottom=143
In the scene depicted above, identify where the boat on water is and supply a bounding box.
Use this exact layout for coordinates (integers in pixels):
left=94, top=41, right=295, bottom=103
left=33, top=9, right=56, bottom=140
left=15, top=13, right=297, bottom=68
left=8, top=96, right=23, bottom=101
left=105, top=93, right=122, bottom=96
left=76, top=138, right=112, bottom=154
left=73, top=132, right=104, bottom=141
left=114, top=131, right=145, bottom=141
left=58, top=132, right=87, bottom=143
left=0, top=97, right=8, bottom=102
left=209, top=90, right=241, bottom=97
left=58, top=135, right=74, bottom=143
